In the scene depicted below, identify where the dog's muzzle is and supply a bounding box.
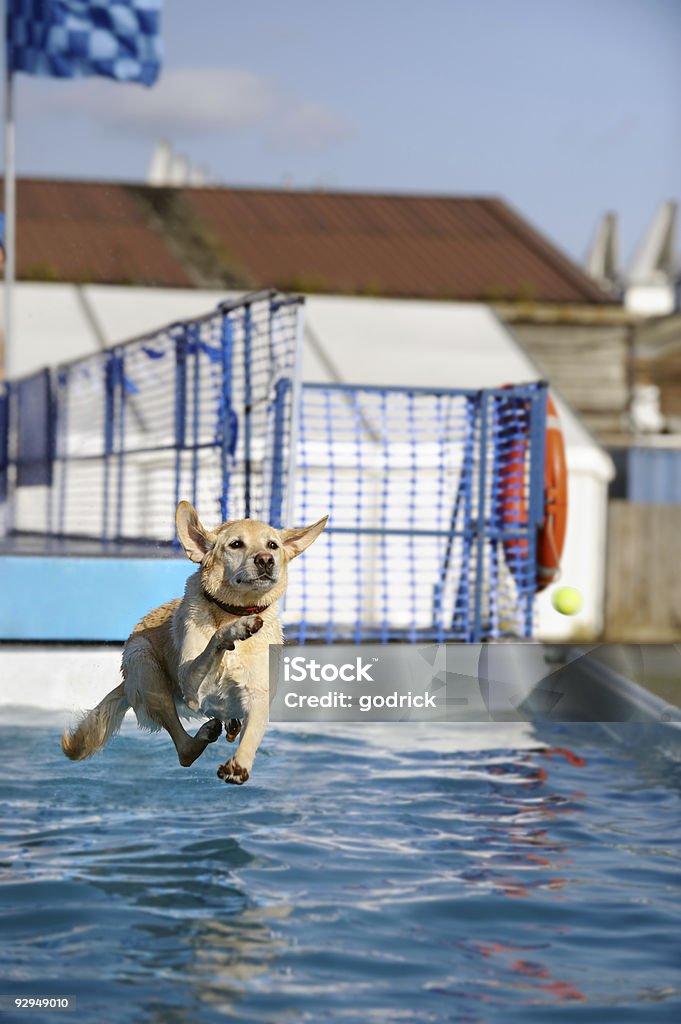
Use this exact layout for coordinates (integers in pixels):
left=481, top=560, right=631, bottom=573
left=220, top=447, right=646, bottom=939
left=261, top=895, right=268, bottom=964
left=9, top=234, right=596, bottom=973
left=233, top=552, right=277, bottom=586
left=254, top=551, right=275, bottom=575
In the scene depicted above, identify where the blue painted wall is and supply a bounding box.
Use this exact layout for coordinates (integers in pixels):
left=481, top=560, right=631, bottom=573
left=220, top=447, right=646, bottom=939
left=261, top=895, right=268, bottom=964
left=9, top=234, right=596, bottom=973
left=0, top=557, right=195, bottom=641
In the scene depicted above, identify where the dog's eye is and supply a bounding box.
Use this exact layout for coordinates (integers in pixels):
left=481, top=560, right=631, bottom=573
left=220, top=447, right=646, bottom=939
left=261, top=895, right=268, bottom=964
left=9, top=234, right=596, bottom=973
left=267, top=540, right=279, bottom=550
left=229, top=539, right=243, bottom=550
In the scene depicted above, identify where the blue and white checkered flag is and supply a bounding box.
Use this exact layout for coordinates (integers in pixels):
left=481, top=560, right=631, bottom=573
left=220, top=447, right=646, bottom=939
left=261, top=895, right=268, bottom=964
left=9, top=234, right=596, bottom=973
left=7, top=1, right=163, bottom=86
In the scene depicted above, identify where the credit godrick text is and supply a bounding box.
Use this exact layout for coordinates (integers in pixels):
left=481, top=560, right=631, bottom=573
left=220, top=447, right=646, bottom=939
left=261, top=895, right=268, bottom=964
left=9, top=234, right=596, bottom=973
left=281, top=656, right=437, bottom=711
left=283, top=691, right=437, bottom=711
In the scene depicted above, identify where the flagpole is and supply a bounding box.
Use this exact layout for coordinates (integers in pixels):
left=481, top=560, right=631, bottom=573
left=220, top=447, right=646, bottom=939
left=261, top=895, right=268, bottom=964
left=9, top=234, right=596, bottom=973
left=3, top=60, right=15, bottom=379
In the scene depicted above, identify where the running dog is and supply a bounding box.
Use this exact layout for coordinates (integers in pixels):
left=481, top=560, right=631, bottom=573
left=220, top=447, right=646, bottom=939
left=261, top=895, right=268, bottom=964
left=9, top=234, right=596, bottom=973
left=61, top=502, right=327, bottom=784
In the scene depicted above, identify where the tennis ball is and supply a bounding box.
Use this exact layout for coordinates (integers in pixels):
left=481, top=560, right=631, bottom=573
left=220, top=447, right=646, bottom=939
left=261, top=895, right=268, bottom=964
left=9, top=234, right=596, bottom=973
left=551, top=586, right=583, bottom=615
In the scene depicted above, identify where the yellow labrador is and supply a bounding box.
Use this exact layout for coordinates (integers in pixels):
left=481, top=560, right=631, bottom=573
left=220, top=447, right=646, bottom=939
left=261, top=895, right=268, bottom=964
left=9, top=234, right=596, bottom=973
left=62, top=502, right=327, bottom=784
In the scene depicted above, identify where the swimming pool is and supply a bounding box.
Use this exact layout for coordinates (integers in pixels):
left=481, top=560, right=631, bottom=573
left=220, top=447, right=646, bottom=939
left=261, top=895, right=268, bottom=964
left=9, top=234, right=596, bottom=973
left=1, top=714, right=680, bottom=1023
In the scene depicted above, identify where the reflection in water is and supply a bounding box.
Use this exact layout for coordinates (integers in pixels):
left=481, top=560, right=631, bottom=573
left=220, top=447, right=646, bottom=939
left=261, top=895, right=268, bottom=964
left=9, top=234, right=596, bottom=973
left=458, top=746, right=589, bottom=1005
left=135, top=906, right=291, bottom=1021
left=0, top=718, right=679, bottom=1023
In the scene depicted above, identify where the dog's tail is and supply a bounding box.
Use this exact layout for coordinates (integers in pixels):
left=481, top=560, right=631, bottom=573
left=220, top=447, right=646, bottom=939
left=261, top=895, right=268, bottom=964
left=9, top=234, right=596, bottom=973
left=61, top=682, right=130, bottom=761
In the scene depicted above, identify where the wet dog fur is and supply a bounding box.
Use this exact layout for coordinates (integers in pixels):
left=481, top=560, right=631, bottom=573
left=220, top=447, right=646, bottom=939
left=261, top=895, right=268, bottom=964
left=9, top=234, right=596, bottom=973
left=61, top=502, right=327, bottom=784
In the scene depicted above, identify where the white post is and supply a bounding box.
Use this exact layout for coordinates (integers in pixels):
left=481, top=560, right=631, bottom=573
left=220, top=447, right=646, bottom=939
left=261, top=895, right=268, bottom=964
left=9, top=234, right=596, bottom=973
left=3, top=64, right=15, bottom=379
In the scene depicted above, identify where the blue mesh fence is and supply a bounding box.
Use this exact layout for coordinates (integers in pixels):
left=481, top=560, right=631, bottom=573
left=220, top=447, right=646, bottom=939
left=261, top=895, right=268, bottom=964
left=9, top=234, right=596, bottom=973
left=0, top=293, right=547, bottom=641
left=283, top=382, right=547, bottom=642
left=3, top=291, right=302, bottom=542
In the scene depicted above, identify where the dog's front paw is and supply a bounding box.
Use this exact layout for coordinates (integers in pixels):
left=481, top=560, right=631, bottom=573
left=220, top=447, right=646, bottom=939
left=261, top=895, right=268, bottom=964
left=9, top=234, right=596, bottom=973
left=233, top=614, right=263, bottom=642
left=217, top=758, right=250, bottom=785
left=215, top=615, right=263, bottom=651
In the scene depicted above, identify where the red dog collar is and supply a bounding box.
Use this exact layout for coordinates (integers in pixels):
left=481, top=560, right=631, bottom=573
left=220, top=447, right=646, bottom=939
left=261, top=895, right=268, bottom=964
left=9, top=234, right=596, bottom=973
left=201, top=589, right=269, bottom=616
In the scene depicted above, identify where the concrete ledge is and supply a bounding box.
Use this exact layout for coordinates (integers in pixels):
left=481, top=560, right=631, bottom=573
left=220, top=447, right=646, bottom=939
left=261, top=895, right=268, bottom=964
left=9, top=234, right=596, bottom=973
left=0, top=645, right=543, bottom=751
left=0, top=644, right=123, bottom=713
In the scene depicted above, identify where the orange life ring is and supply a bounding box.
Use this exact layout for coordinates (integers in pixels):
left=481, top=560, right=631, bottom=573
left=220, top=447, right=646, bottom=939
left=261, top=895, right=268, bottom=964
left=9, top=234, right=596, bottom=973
left=500, top=392, right=568, bottom=592
left=538, top=396, right=568, bottom=591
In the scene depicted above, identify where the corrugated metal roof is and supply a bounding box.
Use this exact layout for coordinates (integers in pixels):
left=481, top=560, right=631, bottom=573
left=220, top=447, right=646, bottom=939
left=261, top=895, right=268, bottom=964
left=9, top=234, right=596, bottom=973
left=181, top=187, right=613, bottom=304
left=2, top=179, right=615, bottom=304
left=4, top=179, right=193, bottom=287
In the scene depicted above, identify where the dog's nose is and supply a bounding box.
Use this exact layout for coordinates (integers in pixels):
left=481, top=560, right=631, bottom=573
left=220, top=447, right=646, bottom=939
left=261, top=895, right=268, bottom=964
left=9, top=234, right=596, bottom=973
left=254, top=551, right=275, bottom=572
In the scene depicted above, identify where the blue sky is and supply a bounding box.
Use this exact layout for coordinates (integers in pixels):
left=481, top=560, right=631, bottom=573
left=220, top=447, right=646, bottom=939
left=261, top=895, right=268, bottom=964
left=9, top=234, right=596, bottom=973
left=4, top=0, right=680, bottom=267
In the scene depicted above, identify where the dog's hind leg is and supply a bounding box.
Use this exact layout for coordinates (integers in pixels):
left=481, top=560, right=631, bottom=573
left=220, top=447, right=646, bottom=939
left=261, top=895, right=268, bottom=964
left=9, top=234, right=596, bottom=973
left=153, top=693, right=223, bottom=767
left=124, top=645, right=222, bottom=767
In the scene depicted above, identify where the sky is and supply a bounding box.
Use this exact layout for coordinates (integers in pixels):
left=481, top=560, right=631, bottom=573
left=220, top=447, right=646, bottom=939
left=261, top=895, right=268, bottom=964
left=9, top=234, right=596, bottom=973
left=3, top=0, right=680, bottom=268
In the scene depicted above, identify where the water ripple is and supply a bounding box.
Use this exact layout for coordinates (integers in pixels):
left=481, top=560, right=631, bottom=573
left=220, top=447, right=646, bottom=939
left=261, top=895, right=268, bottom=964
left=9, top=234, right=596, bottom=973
left=0, top=720, right=679, bottom=1023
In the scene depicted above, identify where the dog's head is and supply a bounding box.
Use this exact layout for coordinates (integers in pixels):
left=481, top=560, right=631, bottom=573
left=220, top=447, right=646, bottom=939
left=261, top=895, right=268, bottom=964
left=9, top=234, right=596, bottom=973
left=175, top=502, right=328, bottom=606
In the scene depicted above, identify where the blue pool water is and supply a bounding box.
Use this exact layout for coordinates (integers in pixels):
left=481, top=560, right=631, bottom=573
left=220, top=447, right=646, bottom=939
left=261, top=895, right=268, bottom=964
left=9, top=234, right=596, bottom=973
left=1, top=716, right=680, bottom=1024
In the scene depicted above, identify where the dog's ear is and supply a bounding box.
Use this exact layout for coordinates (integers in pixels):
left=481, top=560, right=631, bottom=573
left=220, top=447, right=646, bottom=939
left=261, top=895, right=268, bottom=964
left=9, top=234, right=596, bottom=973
left=176, top=502, right=214, bottom=563
left=280, top=515, right=328, bottom=560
